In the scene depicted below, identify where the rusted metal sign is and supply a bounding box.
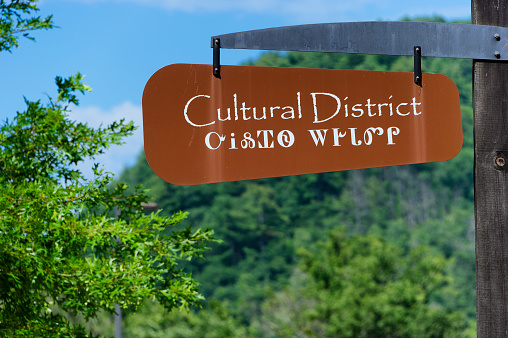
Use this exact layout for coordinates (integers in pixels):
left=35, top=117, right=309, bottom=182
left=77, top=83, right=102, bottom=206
left=142, top=64, right=462, bottom=185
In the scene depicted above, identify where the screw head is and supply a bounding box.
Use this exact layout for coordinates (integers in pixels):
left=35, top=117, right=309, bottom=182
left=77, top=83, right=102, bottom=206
left=495, top=33, right=501, bottom=41
left=495, top=51, right=501, bottom=59
left=496, top=156, right=506, bottom=167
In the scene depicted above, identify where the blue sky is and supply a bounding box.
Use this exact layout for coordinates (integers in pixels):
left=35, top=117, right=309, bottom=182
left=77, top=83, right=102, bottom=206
left=0, top=0, right=470, bottom=178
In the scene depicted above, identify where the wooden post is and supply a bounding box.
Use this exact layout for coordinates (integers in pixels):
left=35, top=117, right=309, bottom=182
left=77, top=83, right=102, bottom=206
left=472, top=0, right=508, bottom=336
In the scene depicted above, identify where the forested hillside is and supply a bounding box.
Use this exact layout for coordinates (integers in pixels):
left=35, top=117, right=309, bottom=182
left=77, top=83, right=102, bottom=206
left=100, top=19, right=476, bottom=337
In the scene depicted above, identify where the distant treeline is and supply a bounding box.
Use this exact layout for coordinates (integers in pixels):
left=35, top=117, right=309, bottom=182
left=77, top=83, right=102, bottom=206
left=108, top=17, right=476, bottom=337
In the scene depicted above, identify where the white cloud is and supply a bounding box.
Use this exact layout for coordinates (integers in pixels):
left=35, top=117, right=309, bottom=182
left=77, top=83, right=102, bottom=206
left=66, top=0, right=377, bottom=19
left=68, top=102, right=144, bottom=180
left=64, top=0, right=470, bottom=22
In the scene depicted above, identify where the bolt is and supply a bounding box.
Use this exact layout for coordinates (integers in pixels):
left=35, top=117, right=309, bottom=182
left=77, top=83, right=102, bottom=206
left=496, top=156, right=506, bottom=167
left=495, top=33, right=501, bottom=41
left=495, top=51, right=501, bottom=59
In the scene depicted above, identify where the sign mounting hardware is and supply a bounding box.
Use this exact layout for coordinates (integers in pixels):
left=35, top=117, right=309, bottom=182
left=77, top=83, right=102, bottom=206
left=213, top=38, right=220, bottom=78
left=414, top=46, right=422, bottom=86
left=212, top=35, right=425, bottom=86
left=211, top=22, right=508, bottom=86
left=211, top=21, right=508, bottom=61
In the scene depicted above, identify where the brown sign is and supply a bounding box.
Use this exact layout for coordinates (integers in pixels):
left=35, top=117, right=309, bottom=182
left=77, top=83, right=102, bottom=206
left=142, top=64, right=462, bottom=185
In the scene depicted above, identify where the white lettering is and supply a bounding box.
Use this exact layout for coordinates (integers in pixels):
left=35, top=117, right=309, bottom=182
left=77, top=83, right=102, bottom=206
left=351, top=104, right=364, bottom=117
left=311, top=92, right=341, bottom=123
left=281, top=106, right=295, bottom=119
left=241, top=132, right=256, bottom=149
left=257, top=130, right=274, bottom=148
left=377, top=103, right=388, bottom=116
left=278, top=130, right=295, bottom=148
left=308, top=129, right=328, bottom=146
left=229, top=133, right=237, bottom=149
left=234, top=93, right=238, bottom=120
left=253, top=107, right=266, bottom=120
left=387, top=127, right=400, bottom=145
left=366, top=99, right=376, bottom=117
left=217, top=108, right=231, bottom=122
left=241, top=102, right=251, bottom=120
left=205, top=132, right=225, bottom=149
left=350, top=128, right=362, bottom=146
left=411, top=97, right=422, bottom=115
left=364, top=127, right=384, bottom=145
left=270, top=106, right=280, bottom=118
left=184, top=94, right=214, bottom=127
left=297, top=92, right=302, bottom=119
left=332, top=128, right=347, bottom=146
left=396, top=102, right=410, bottom=116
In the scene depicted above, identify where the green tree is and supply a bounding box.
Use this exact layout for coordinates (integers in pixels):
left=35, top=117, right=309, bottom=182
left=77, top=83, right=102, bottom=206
left=298, top=228, right=471, bottom=337
left=120, top=300, right=248, bottom=338
left=0, top=1, right=214, bottom=335
left=0, top=0, right=53, bottom=52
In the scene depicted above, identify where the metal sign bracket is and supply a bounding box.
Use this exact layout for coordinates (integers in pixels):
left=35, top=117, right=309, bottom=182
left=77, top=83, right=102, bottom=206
left=414, top=46, right=422, bottom=86
left=211, top=22, right=508, bottom=78
left=213, top=38, right=220, bottom=78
